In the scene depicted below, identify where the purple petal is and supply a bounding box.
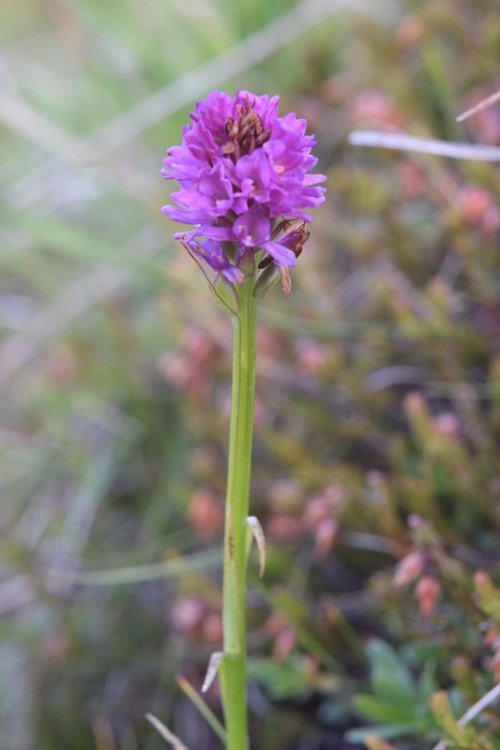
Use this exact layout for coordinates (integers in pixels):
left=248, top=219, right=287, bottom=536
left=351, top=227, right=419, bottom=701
left=233, top=205, right=270, bottom=248
left=261, top=239, right=297, bottom=267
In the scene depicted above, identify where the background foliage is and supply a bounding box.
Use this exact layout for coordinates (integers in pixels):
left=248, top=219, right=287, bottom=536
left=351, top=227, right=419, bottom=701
left=1, top=1, right=499, bottom=749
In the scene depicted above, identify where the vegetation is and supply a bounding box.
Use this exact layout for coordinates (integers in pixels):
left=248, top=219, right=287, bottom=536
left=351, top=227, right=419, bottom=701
left=0, top=1, right=499, bottom=748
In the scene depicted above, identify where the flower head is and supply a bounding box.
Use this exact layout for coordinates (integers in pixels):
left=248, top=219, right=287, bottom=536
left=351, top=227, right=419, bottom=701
left=162, top=90, right=326, bottom=285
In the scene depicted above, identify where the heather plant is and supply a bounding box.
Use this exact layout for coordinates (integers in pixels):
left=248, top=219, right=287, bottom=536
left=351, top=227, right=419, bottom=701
left=159, top=88, right=326, bottom=749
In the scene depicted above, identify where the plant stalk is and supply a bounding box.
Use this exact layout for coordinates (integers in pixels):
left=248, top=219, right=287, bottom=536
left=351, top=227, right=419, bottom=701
left=221, top=276, right=257, bottom=750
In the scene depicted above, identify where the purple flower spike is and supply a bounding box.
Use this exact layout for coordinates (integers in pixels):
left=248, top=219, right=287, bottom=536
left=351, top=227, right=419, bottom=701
left=162, top=90, right=326, bottom=284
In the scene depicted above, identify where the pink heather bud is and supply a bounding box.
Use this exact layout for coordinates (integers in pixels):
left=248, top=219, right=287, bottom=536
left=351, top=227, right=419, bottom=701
left=483, top=626, right=500, bottom=649
left=303, top=655, right=319, bottom=679
left=457, top=186, right=492, bottom=225
left=170, top=597, right=206, bottom=638
left=266, top=514, right=304, bottom=542
left=158, top=347, right=213, bottom=403
left=404, top=390, right=426, bottom=415
left=295, top=340, right=330, bottom=376
left=203, top=612, right=223, bottom=644
left=396, top=15, right=424, bottom=50
left=432, top=413, right=461, bottom=440
left=394, top=550, right=426, bottom=588
left=491, top=651, right=500, bottom=682
left=273, top=628, right=297, bottom=662
left=263, top=613, right=288, bottom=637
left=415, top=576, right=441, bottom=617
left=256, top=327, right=283, bottom=359
left=320, top=73, right=351, bottom=106
left=398, top=160, right=426, bottom=199
left=188, top=489, right=223, bottom=540
left=482, top=206, right=500, bottom=240
left=184, top=327, right=218, bottom=365
left=474, top=570, right=492, bottom=590
left=408, top=514, right=425, bottom=532
left=158, top=352, right=191, bottom=389
left=349, top=89, right=404, bottom=128
left=314, top=518, right=339, bottom=560
left=304, top=485, right=344, bottom=529
left=304, top=496, right=330, bottom=528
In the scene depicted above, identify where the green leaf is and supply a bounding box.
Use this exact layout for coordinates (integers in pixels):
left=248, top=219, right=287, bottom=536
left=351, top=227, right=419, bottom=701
left=368, top=641, right=416, bottom=704
left=354, top=695, right=416, bottom=726
left=417, top=660, right=438, bottom=705
left=248, top=656, right=319, bottom=701
left=347, top=724, right=419, bottom=742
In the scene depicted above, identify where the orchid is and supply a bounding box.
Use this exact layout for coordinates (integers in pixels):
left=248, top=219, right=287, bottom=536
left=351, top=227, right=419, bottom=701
left=161, top=91, right=325, bottom=750
left=162, top=90, right=326, bottom=287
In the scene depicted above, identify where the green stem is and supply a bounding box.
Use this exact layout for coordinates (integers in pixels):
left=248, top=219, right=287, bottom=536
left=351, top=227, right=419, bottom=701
left=221, top=276, right=257, bottom=750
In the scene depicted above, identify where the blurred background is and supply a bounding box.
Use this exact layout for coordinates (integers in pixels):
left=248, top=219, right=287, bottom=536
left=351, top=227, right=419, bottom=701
left=1, top=1, right=499, bottom=749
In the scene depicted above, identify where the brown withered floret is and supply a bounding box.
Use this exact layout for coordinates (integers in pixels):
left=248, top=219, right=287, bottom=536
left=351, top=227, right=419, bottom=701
left=222, top=103, right=271, bottom=161
left=258, top=221, right=310, bottom=269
